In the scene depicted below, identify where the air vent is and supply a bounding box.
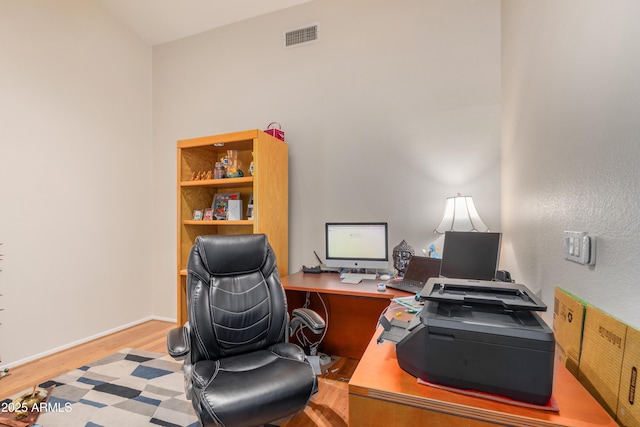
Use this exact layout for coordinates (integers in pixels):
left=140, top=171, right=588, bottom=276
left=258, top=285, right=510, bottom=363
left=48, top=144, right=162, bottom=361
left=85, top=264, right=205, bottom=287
left=284, top=24, right=318, bottom=48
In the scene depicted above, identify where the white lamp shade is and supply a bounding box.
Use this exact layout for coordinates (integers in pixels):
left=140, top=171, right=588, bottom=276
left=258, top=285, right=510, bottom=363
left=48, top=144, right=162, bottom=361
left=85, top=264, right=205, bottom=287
left=434, top=195, right=489, bottom=233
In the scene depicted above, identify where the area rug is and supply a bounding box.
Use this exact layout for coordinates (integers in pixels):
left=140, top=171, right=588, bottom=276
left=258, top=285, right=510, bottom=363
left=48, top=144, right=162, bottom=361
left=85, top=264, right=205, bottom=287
left=3, top=348, right=198, bottom=427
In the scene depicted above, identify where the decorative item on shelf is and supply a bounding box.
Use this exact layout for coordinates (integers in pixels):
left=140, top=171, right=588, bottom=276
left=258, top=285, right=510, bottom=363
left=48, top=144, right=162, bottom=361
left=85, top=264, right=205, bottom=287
left=246, top=193, right=254, bottom=220
left=191, top=171, right=213, bottom=181
left=393, top=240, right=414, bottom=277
left=434, top=193, right=489, bottom=233
left=192, top=209, right=204, bottom=220
left=204, top=208, right=214, bottom=221
left=225, top=149, right=244, bottom=178
left=264, top=122, right=285, bottom=141
left=249, top=151, right=254, bottom=176
left=212, top=192, right=240, bottom=220
left=227, top=199, right=243, bottom=220
left=214, top=162, right=225, bottom=179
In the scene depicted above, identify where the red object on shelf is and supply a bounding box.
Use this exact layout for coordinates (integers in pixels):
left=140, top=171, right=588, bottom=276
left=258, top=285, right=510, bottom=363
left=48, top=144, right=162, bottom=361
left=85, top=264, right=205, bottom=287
left=264, top=122, right=285, bottom=141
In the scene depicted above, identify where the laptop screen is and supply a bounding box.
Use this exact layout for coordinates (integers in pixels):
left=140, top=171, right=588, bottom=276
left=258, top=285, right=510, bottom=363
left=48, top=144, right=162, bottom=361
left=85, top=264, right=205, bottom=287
left=403, top=256, right=442, bottom=283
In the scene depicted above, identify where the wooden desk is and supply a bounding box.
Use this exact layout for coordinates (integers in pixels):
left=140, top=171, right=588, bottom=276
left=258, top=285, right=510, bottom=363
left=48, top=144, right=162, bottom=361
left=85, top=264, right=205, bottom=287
left=349, top=315, right=617, bottom=427
left=281, top=272, right=409, bottom=359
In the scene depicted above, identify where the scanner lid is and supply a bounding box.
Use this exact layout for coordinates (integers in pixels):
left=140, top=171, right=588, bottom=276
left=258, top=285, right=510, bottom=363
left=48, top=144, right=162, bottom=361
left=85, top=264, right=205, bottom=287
left=422, top=279, right=547, bottom=311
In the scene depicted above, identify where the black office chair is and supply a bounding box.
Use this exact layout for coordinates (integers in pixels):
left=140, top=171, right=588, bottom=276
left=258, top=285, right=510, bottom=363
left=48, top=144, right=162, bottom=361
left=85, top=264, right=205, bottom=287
left=167, top=234, right=325, bottom=427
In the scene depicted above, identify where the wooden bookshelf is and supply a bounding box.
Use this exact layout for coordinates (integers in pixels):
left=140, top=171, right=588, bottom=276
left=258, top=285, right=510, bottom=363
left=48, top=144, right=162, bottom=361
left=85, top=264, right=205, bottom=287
left=176, top=129, right=288, bottom=325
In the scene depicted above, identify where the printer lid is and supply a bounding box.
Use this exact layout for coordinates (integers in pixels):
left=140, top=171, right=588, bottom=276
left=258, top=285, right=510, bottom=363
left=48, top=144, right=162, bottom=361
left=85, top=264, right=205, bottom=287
left=422, top=278, right=547, bottom=311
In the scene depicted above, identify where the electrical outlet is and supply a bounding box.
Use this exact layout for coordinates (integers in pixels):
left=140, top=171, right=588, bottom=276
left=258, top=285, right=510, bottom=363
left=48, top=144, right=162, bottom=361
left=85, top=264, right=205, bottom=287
left=564, top=231, right=596, bottom=266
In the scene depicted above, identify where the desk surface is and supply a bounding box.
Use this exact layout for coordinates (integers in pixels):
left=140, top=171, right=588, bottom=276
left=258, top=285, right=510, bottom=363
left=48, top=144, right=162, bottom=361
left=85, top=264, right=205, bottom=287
left=281, top=271, right=408, bottom=299
left=282, top=272, right=411, bottom=359
left=349, top=315, right=617, bottom=427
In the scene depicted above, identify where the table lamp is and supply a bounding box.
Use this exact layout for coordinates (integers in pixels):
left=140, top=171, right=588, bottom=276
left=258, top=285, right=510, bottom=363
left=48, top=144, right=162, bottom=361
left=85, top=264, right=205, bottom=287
left=434, top=193, right=489, bottom=233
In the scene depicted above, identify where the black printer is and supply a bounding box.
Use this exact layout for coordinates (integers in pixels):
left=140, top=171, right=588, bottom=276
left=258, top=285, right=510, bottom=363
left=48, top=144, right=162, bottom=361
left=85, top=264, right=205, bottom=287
left=389, top=278, right=555, bottom=406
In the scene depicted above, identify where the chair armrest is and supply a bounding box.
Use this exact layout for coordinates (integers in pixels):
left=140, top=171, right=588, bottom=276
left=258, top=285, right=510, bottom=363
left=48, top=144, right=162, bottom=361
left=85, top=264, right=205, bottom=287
left=291, top=308, right=325, bottom=335
left=167, top=325, right=191, bottom=360
left=270, top=342, right=307, bottom=362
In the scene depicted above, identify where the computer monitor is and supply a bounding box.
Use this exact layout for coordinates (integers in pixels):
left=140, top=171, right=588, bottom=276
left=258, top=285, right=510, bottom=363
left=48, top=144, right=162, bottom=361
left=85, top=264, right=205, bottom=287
left=439, top=231, right=502, bottom=281
left=325, top=222, right=389, bottom=270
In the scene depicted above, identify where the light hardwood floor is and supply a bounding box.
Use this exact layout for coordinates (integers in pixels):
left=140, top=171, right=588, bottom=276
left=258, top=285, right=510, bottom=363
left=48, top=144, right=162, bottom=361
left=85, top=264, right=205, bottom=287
left=0, top=320, right=355, bottom=427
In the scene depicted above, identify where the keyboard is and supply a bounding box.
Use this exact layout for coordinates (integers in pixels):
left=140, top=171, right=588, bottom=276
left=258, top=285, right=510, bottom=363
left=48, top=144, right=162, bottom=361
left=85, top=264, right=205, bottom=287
left=340, top=273, right=377, bottom=281
left=386, top=279, right=424, bottom=294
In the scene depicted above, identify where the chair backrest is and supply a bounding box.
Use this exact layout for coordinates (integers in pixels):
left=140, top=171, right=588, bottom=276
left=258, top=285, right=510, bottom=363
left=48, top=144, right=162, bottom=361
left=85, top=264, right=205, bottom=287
left=186, top=234, right=287, bottom=362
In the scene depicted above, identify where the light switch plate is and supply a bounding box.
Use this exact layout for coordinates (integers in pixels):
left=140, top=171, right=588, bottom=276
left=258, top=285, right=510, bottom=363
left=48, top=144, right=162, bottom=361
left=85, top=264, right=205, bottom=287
left=564, top=231, right=596, bottom=265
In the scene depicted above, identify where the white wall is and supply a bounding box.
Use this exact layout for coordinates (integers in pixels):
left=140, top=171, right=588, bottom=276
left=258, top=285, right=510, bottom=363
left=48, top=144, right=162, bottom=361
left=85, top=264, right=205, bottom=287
left=501, top=0, right=640, bottom=328
left=152, top=0, right=502, bottom=318
left=0, top=0, right=153, bottom=365
left=0, top=0, right=502, bottom=365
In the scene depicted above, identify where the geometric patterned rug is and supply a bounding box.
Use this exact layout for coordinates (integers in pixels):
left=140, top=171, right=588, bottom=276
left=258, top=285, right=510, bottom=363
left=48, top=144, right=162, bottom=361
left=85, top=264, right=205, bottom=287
left=2, top=349, right=198, bottom=427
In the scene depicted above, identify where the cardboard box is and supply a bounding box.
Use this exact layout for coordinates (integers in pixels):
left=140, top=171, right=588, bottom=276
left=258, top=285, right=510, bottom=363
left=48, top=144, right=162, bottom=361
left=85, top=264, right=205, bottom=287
left=617, top=326, right=640, bottom=427
left=553, top=287, right=587, bottom=377
left=578, top=305, right=628, bottom=419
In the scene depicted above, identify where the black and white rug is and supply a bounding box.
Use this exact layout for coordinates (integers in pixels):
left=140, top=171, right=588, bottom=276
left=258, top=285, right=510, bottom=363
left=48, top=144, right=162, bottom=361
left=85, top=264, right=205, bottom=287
left=5, top=348, right=198, bottom=427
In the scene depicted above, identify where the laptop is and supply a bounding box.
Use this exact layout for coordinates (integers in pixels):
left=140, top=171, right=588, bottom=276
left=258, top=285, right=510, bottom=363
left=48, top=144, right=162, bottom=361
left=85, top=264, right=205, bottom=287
left=386, top=256, right=442, bottom=294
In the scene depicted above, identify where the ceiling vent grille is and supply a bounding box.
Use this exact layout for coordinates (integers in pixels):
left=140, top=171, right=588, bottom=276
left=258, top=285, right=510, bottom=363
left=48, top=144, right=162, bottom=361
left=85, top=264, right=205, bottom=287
left=284, top=24, right=318, bottom=48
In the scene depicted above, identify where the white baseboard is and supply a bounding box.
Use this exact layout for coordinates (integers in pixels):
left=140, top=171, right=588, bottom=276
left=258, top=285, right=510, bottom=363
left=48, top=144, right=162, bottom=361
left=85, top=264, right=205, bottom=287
left=152, top=315, right=178, bottom=324
left=2, top=315, right=177, bottom=369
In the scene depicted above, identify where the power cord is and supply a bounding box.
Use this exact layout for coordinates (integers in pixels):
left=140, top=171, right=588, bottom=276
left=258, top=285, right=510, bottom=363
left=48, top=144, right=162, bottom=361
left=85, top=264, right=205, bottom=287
left=295, top=292, right=329, bottom=355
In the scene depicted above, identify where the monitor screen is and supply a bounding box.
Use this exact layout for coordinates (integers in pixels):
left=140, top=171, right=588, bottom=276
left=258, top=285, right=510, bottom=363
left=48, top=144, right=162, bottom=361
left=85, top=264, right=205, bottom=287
left=439, top=231, right=502, bottom=281
left=325, top=222, right=389, bottom=270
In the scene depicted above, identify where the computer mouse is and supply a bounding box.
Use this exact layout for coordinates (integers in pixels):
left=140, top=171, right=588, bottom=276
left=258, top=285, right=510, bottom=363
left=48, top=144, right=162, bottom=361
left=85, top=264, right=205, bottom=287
left=379, top=274, right=391, bottom=281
